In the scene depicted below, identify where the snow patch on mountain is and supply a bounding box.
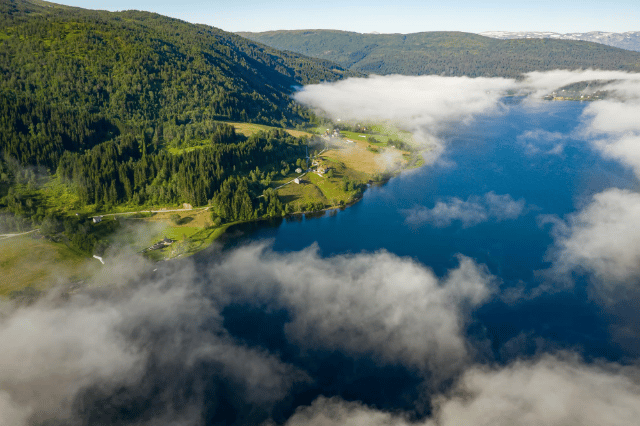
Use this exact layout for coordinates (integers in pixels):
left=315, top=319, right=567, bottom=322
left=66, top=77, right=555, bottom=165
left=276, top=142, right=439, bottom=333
left=479, top=31, right=640, bottom=52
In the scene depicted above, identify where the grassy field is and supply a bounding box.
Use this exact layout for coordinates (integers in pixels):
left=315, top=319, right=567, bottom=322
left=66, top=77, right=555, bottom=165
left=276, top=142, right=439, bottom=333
left=166, top=122, right=312, bottom=155
left=228, top=122, right=312, bottom=138
left=340, top=130, right=390, bottom=145
left=143, top=224, right=231, bottom=261
left=0, top=235, right=94, bottom=297
left=322, top=139, right=408, bottom=176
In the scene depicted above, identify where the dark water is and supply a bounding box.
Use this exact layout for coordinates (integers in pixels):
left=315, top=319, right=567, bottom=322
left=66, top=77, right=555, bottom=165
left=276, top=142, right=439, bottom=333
left=214, top=99, right=638, bottom=363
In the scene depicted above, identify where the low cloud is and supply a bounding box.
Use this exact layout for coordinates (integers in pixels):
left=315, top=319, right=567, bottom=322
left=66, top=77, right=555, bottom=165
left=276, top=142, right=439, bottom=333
left=294, top=75, right=514, bottom=159
left=548, top=187, right=640, bottom=290
left=404, top=192, right=526, bottom=228
left=285, top=356, right=640, bottom=426
left=209, top=243, right=496, bottom=376
left=526, top=71, right=640, bottom=179
left=0, top=240, right=498, bottom=425
left=581, top=99, right=640, bottom=178
left=294, top=71, right=640, bottom=169
left=294, top=75, right=513, bottom=132
left=431, top=356, right=640, bottom=426
left=518, top=69, right=640, bottom=99
left=0, top=259, right=308, bottom=426
left=543, top=187, right=640, bottom=353
left=517, top=129, right=566, bottom=156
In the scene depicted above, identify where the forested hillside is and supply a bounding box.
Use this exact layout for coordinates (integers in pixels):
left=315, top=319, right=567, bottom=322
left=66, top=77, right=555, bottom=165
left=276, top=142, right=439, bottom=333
left=0, top=0, right=354, bottom=169
left=238, top=30, right=640, bottom=77
left=0, top=0, right=353, bottom=244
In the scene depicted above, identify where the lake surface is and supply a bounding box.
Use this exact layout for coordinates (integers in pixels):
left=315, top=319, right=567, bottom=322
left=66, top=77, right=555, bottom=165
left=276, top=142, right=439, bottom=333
left=224, top=99, right=634, bottom=276
left=210, top=98, right=639, bottom=364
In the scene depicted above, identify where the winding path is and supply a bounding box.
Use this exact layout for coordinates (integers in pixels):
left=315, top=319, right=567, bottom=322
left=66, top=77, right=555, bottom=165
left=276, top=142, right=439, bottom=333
left=0, top=229, right=39, bottom=240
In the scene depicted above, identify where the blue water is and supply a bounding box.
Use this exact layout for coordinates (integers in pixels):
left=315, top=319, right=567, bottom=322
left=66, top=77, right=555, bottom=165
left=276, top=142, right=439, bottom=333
left=212, top=99, right=639, bottom=363
left=223, top=100, right=636, bottom=278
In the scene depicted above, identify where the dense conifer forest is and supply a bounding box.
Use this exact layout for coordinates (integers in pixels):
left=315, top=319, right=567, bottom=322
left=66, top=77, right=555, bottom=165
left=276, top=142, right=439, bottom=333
left=0, top=0, right=355, bottom=250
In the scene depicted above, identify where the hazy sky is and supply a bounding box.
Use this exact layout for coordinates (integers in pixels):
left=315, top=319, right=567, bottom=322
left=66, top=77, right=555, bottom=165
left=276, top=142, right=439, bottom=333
left=53, top=0, right=639, bottom=34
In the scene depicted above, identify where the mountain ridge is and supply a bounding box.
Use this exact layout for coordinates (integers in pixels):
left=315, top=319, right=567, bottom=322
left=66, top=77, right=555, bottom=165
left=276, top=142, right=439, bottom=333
left=237, top=29, right=640, bottom=77
left=479, top=31, right=640, bottom=53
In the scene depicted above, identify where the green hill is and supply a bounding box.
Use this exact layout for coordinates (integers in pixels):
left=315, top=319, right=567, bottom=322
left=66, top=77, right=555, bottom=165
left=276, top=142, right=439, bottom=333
left=0, top=0, right=358, bottom=245
left=237, top=30, right=640, bottom=77
left=0, top=0, right=354, bottom=169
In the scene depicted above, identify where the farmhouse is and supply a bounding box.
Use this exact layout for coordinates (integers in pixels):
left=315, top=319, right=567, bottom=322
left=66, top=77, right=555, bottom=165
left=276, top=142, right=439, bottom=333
left=143, top=236, right=175, bottom=253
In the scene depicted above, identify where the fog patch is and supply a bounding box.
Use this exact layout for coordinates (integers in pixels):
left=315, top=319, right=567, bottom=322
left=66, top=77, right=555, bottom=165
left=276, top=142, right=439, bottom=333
left=209, top=243, right=496, bottom=376
left=294, top=75, right=514, bottom=160
left=517, top=130, right=566, bottom=156
left=404, top=192, right=526, bottom=228
left=519, top=69, right=640, bottom=100
left=294, top=71, right=640, bottom=168
left=294, top=75, right=513, bottom=129
left=0, top=256, right=308, bottom=426
left=285, top=356, right=640, bottom=426
left=432, top=355, right=640, bottom=426
left=548, top=187, right=640, bottom=291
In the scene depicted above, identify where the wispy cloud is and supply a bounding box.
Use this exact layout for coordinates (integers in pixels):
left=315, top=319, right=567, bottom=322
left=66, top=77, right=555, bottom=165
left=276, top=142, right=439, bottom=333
left=541, top=187, right=640, bottom=353
left=547, top=188, right=640, bottom=287
left=209, top=243, right=496, bottom=376
left=404, top=192, right=526, bottom=227
left=0, top=259, right=308, bottom=426
left=285, top=355, right=640, bottom=426
left=294, top=75, right=514, bottom=164
left=517, top=129, right=566, bottom=156
left=294, top=70, right=640, bottom=167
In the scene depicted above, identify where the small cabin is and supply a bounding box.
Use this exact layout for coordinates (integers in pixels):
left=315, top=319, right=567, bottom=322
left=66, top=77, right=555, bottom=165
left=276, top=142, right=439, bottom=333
left=294, top=178, right=301, bottom=184
left=92, top=216, right=103, bottom=223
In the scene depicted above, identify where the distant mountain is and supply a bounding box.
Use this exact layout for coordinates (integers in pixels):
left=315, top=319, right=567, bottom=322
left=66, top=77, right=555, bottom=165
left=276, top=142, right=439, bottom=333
left=480, top=31, right=640, bottom=53
left=238, top=30, right=640, bottom=77
left=0, top=0, right=355, bottom=168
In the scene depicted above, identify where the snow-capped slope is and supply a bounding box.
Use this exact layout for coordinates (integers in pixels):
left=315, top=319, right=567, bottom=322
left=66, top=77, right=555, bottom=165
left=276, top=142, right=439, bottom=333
left=479, top=31, right=640, bottom=52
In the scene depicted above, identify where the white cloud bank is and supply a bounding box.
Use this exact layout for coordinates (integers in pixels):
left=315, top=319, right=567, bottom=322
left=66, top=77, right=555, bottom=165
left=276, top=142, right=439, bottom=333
left=0, top=261, right=308, bottom=426
left=294, top=75, right=514, bottom=131
left=548, top=187, right=640, bottom=294
left=285, top=356, right=640, bottom=426
left=0, top=241, right=499, bottom=425
left=210, top=243, right=496, bottom=376
left=404, top=192, right=526, bottom=227
left=294, top=70, right=640, bottom=166
left=517, top=129, right=566, bottom=156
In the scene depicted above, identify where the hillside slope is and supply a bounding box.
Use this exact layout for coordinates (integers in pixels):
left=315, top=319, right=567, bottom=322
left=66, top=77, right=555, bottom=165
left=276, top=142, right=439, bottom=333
left=238, top=30, right=640, bottom=77
left=0, top=0, right=354, bottom=169
left=0, top=0, right=361, bottom=244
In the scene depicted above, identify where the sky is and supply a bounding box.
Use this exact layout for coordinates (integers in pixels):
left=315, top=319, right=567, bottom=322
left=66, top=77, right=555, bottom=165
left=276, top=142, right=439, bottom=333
left=53, top=0, right=640, bottom=34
